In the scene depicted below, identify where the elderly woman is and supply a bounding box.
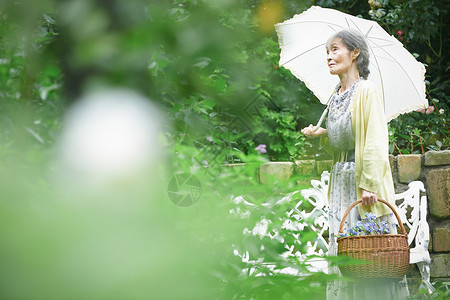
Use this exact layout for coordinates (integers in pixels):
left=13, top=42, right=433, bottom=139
left=301, top=29, right=409, bottom=299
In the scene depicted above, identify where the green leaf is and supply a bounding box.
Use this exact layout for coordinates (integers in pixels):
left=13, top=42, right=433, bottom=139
left=215, top=76, right=226, bottom=93
left=202, top=98, right=216, bottom=109
left=44, top=64, right=60, bottom=78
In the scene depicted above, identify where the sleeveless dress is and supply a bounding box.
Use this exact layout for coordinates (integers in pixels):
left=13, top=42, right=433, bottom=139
left=325, top=78, right=409, bottom=300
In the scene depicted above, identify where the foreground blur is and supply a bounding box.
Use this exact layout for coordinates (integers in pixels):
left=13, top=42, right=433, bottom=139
left=0, top=88, right=240, bottom=299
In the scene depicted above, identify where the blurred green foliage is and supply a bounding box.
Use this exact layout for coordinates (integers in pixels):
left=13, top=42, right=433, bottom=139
left=0, top=0, right=449, bottom=299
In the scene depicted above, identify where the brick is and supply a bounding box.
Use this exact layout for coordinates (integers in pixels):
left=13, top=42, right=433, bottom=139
left=433, top=227, right=450, bottom=252
left=316, top=160, right=333, bottom=175
left=424, top=150, right=450, bottom=166
left=429, top=233, right=433, bottom=252
left=295, top=160, right=316, bottom=176
left=397, top=154, right=421, bottom=183
left=297, top=177, right=320, bottom=187
left=260, top=162, right=293, bottom=184
left=426, top=168, right=450, bottom=219
left=430, top=254, right=450, bottom=278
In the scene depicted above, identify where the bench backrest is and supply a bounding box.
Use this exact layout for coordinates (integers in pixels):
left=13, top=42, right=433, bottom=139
left=299, top=172, right=430, bottom=261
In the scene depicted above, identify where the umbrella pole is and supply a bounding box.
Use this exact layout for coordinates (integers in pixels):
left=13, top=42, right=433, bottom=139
left=313, top=107, right=328, bottom=132
left=312, top=90, right=335, bottom=132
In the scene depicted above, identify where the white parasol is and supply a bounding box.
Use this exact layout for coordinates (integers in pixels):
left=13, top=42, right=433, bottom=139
left=275, top=6, right=428, bottom=126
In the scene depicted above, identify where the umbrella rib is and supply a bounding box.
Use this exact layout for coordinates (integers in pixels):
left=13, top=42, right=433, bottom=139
left=368, top=44, right=386, bottom=112
left=348, top=19, right=392, bottom=44
left=348, top=18, right=396, bottom=45
left=370, top=42, right=395, bottom=49
left=348, top=19, right=422, bottom=108
left=370, top=38, right=424, bottom=100
left=281, top=43, right=326, bottom=65
left=348, top=17, right=370, bottom=37
left=364, top=25, right=374, bottom=37
left=326, top=23, right=339, bottom=32
left=373, top=55, right=402, bottom=64
left=368, top=37, right=396, bottom=44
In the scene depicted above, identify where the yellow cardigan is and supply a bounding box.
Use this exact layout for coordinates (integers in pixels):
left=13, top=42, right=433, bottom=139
left=321, top=80, right=395, bottom=218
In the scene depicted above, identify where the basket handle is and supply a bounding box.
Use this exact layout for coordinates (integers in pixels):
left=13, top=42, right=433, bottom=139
left=338, top=199, right=407, bottom=235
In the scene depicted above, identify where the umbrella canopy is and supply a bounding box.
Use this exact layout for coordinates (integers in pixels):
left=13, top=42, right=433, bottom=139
left=275, top=6, right=428, bottom=122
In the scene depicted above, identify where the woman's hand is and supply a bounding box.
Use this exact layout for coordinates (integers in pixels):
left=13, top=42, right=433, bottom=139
left=361, top=189, right=378, bottom=206
left=301, top=124, right=327, bottom=138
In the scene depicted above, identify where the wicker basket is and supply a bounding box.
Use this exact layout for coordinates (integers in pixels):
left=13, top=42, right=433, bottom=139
left=337, top=199, right=410, bottom=279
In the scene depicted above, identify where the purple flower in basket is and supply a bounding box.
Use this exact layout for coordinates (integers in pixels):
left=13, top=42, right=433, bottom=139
left=348, top=228, right=358, bottom=236
left=343, top=214, right=391, bottom=236
left=365, top=212, right=377, bottom=221
left=363, top=222, right=374, bottom=234
left=373, top=224, right=382, bottom=234
left=354, top=221, right=364, bottom=233
left=381, top=221, right=390, bottom=234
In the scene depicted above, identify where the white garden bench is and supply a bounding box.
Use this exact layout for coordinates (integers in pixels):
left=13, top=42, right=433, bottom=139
left=300, top=171, right=435, bottom=293
left=232, top=171, right=434, bottom=293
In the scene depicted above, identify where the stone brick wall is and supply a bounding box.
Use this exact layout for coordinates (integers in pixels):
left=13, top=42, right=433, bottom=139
left=391, top=150, right=450, bottom=280
left=257, top=150, right=450, bottom=280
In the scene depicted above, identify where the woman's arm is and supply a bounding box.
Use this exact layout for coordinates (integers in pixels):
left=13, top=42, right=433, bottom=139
left=301, top=124, right=327, bottom=138
left=358, top=85, right=389, bottom=205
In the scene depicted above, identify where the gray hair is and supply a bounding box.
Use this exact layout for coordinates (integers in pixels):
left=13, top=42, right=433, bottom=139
left=327, top=29, right=370, bottom=79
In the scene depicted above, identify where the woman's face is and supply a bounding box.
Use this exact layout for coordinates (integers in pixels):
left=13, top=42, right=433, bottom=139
left=326, top=38, right=356, bottom=76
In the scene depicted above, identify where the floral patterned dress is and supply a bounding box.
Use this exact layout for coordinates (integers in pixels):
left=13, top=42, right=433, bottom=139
left=325, top=78, right=409, bottom=300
